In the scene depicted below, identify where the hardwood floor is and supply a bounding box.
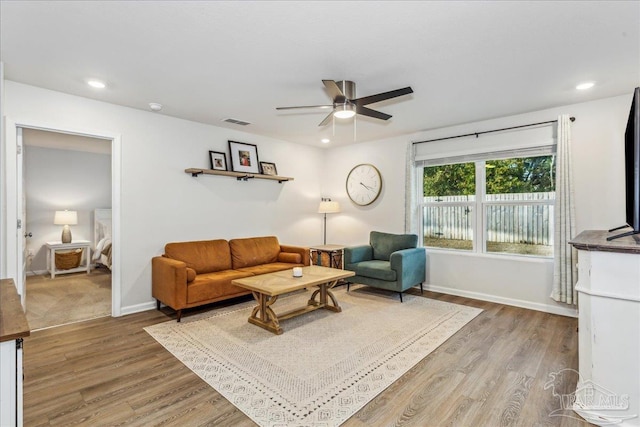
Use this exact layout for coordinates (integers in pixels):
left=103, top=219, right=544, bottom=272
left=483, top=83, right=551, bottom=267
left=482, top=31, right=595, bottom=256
left=22, top=289, right=593, bottom=426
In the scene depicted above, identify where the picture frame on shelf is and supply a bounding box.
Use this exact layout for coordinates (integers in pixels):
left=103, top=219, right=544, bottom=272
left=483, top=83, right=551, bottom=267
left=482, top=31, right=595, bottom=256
left=260, top=162, right=278, bottom=176
left=209, top=151, right=228, bottom=171
left=228, top=140, right=260, bottom=174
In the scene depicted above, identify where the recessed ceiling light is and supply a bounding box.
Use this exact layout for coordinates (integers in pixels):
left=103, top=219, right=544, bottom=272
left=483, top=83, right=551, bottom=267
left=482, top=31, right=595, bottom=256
left=321, top=138, right=330, bottom=144
left=87, top=79, right=106, bottom=89
left=576, top=82, right=595, bottom=90
left=149, top=102, right=163, bottom=112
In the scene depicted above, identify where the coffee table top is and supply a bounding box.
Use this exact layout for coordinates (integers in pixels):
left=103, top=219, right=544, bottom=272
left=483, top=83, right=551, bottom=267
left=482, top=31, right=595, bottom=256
left=232, top=265, right=354, bottom=296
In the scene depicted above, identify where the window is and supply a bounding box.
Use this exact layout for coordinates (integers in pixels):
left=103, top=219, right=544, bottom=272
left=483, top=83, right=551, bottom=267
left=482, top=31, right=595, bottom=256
left=420, top=153, right=555, bottom=257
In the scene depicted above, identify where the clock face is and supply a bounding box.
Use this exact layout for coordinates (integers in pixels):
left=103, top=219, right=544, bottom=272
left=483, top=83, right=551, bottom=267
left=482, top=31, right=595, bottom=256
left=346, top=164, right=382, bottom=206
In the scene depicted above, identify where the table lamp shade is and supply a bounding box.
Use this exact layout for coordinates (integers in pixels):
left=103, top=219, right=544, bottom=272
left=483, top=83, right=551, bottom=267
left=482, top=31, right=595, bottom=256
left=54, top=210, right=78, bottom=225
left=54, top=210, right=77, bottom=243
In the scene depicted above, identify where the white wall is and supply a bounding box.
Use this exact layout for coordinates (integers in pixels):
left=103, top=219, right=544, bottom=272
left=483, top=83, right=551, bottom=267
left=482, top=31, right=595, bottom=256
left=24, top=145, right=112, bottom=272
left=323, top=93, right=632, bottom=316
left=2, top=80, right=633, bottom=317
left=3, top=81, right=325, bottom=313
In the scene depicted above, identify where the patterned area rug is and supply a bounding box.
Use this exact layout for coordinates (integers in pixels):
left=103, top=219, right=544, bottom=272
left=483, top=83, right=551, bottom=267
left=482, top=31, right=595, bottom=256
left=145, top=285, right=482, bottom=427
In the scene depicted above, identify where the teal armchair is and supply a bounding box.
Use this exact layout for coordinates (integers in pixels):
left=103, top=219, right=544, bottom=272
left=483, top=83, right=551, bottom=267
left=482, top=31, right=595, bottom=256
left=344, top=231, right=426, bottom=302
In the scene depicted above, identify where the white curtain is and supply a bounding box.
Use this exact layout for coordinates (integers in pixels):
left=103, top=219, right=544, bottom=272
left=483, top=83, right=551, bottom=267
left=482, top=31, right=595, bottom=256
left=551, top=115, right=578, bottom=304
left=405, top=141, right=418, bottom=234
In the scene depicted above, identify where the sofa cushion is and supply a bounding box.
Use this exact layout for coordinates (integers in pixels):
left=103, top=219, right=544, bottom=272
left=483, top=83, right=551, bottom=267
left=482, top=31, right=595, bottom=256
left=186, top=267, right=196, bottom=283
left=236, top=262, right=303, bottom=276
left=230, top=236, right=280, bottom=269
left=165, top=239, right=232, bottom=274
left=186, top=270, right=252, bottom=303
left=370, top=231, right=418, bottom=261
left=351, top=260, right=397, bottom=282
left=278, top=252, right=302, bottom=264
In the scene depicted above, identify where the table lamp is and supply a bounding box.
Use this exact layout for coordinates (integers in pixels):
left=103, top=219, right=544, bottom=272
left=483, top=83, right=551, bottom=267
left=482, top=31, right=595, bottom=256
left=318, top=198, right=340, bottom=245
left=54, top=210, right=78, bottom=243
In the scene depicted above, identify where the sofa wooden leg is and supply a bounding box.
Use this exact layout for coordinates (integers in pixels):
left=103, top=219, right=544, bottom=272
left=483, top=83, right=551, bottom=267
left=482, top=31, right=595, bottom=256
left=399, top=292, right=403, bottom=303
left=176, top=309, right=182, bottom=322
left=347, top=282, right=350, bottom=292
left=156, top=299, right=161, bottom=310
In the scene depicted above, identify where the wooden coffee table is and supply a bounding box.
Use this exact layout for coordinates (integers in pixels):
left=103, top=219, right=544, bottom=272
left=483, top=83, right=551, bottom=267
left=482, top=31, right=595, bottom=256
left=231, top=265, right=355, bottom=335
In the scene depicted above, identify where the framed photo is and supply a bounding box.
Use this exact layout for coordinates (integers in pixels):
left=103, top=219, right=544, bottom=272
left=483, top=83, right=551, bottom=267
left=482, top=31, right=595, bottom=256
left=260, top=162, right=278, bottom=176
left=209, top=151, right=227, bottom=171
left=228, top=140, right=260, bottom=174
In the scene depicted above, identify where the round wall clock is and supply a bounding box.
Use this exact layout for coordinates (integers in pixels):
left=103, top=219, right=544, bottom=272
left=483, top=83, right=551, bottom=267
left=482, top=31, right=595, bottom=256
left=346, top=163, right=382, bottom=206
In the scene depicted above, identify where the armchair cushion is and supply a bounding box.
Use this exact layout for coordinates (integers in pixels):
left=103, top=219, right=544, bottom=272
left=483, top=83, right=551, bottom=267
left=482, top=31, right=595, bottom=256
left=371, top=231, right=418, bottom=261
left=349, top=260, right=396, bottom=282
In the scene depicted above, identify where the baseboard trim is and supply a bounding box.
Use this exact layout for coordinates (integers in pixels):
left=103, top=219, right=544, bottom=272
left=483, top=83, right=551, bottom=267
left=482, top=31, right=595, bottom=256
left=423, top=284, right=578, bottom=318
left=26, top=269, right=48, bottom=276
left=119, top=301, right=156, bottom=316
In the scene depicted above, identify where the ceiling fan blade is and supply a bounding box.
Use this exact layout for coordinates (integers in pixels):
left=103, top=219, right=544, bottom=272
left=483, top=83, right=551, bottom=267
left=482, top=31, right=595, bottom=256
left=322, top=80, right=345, bottom=102
left=355, top=105, right=392, bottom=121
left=353, top=86, right=413, bottom=106
left=318, top=111, right=334, bottom=126
left=276, top=104, right=332, bottom=110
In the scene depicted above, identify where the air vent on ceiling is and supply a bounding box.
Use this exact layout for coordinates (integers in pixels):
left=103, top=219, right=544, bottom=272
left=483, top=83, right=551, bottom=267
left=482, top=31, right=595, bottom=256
left=222, top=118, right=251, bottom=126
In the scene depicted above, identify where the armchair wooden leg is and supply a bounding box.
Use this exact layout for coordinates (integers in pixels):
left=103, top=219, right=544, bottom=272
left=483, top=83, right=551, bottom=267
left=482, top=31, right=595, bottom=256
left=420, top=283, right=424, bottom=294
left=399, top=292, right=403, bottom=303
left=347, top=282, right=350, bottom=292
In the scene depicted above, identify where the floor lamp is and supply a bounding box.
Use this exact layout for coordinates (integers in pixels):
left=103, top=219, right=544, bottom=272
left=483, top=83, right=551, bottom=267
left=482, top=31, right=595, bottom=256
left=318, top=198, right=340, bottom=245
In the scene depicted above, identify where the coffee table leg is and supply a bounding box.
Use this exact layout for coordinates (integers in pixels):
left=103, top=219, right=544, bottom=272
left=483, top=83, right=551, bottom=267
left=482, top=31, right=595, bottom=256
left=248, top=291, right=282, bottom=335
left=309, top=279, right=342, bottom=312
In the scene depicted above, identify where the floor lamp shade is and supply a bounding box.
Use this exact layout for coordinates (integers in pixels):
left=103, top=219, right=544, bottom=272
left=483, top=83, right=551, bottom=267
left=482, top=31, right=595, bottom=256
left=318, top=201, right=340, bottom=245
left=54, top=210, right=78, bottom=243
left=318, top=201, right=340, bottom=214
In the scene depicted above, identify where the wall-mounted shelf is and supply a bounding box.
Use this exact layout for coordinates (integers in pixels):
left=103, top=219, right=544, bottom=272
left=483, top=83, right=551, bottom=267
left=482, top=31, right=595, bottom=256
left=185, top=168, right=294, bottom=183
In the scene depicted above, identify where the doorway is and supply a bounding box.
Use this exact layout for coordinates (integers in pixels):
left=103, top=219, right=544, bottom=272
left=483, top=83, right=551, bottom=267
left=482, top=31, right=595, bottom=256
left=22, top=129, right=112, bottom=329
left=4, top=118, right=122, bottom=322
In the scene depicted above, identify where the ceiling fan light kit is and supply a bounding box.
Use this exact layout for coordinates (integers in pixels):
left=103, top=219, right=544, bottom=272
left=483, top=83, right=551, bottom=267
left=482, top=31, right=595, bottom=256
left=334, top=103, right=356, bottom=119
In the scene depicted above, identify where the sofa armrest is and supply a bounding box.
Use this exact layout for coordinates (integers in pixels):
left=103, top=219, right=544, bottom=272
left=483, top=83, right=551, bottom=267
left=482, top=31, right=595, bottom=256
left=152, top=256, right=188, bottom=310
left=390, top=248, right=426, bottom=289
left=344, top=245, right=373, bottom=266
left=279, top=245, right=311, bottom=266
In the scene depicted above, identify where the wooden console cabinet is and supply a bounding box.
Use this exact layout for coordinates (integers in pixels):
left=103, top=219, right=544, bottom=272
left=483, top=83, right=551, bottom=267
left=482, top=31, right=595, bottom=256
left=569, top=230, right=640, bottom=426
left=0, top=279, right=30, bottom=426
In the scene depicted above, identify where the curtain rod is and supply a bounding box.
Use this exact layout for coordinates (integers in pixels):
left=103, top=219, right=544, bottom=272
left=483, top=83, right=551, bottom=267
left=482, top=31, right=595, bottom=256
left=412, top=116, right=576, bottom=145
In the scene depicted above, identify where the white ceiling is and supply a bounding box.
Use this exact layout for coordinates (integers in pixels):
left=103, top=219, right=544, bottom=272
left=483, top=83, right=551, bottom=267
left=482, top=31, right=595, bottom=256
left=1, top=1, right=639, bottom=148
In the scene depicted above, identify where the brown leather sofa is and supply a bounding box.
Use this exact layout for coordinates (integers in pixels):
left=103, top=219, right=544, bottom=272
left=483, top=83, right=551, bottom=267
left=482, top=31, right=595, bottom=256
left=152, top=236, right=310, bottom=321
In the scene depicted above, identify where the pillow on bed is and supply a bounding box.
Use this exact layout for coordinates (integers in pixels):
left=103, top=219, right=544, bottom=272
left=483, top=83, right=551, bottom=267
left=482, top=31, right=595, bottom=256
left=98, top=220, right=112, bottom=239
left=94, top=237, right=111, bottom=261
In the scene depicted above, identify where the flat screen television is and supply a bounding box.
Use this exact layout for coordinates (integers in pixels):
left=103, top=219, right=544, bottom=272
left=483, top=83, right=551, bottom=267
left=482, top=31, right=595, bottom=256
left=608, top=86, right=640, bottom=241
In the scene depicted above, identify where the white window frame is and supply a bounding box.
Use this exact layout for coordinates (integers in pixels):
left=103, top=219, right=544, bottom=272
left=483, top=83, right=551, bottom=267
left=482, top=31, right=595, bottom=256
left=417, top=146, right=556, bottom=257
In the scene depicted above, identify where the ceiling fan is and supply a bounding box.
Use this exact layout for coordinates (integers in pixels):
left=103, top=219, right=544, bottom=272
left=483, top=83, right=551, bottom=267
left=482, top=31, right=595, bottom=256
left=276, top=80, right=413, bottom=126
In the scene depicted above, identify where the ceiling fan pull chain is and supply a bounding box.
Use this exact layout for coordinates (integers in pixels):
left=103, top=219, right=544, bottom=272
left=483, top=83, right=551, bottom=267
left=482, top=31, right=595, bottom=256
left=354, top=114, right=357, bottom=141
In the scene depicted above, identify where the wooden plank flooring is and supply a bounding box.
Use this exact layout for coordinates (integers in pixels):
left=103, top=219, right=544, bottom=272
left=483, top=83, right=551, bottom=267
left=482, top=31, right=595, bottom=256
left=22, top=290, right=594, bottom=426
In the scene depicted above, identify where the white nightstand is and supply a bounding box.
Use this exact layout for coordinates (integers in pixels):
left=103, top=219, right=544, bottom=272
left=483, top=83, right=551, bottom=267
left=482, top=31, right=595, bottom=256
left=45, top=241, right=92, bottom=279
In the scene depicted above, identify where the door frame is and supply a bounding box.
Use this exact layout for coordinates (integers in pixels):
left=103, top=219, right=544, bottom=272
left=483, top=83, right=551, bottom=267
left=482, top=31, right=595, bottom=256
left=4, top=117, right=122, bottom=316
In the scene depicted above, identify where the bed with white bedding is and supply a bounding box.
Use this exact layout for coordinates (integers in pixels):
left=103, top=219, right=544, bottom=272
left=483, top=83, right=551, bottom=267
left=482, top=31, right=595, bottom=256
left=93, top=208, right=112, bottom=270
